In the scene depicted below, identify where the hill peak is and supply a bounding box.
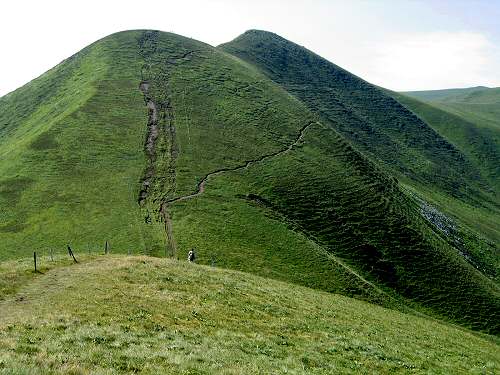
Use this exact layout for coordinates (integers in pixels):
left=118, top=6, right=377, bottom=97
left=222, top=29, right=295, bottom=47
left=240, top=29, right=284, bottom=38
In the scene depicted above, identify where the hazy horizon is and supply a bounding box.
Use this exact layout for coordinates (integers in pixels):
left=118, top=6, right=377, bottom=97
left=1, top=0, right=500, bottom=97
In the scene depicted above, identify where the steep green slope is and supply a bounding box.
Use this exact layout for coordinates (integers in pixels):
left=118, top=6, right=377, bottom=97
left=0, top=255, right=498, bottom=374
left=219, top=28, right=500, bottom=276
left=1, top=30, right=499, bottom=334
left=219, top=31, right=499, bottom=242
left=220, top=31, right=495, bottom=201
left=0, top=31, right=158, bottom=258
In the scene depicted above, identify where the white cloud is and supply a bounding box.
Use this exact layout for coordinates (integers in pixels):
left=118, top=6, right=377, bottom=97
left=363, top=31, right=500, bottom=91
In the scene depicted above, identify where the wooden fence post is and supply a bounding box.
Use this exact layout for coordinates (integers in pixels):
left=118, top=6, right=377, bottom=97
left=67, top=245, right=78, bottom=263
left=105, top=241, right=109, bottom=255
left=34, top=251, right=37, bottom=272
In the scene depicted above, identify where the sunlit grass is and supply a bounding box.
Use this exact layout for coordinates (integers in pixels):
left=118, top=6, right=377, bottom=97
left=0, top=255, right=498, bottom=374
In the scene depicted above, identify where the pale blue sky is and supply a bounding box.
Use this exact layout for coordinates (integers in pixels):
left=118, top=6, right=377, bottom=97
left=1, top=0, right=499, bottom=96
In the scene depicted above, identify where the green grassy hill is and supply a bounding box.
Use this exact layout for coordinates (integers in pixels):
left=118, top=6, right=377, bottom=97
left=0, top=255, right=498, bottom=374
left=220, top=30, right=500, bottom=329
left=0, top=31, right=154, bottom=258
left=0, top=30, right=499, bottom=335
left=219, top=32, right=495, bottom=203
left=219, top=32, right=499, bottom=281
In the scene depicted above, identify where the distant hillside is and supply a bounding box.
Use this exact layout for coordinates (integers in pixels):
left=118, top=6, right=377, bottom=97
left=0, top=255, right=498, bottom=373
left=392, top=91, right=499, bottom=191
left=0, top=30, right=499, bottom=334
left=404, top=86, right=500, bottom=132
left=404, top=86, right=494, bottom=102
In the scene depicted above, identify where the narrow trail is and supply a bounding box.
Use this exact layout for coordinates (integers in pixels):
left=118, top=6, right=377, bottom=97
left=156, top=120, right=317, bottom=260
left=161, top=116, right=432, bottom=317
left=166, top=121, right=317, bottom=205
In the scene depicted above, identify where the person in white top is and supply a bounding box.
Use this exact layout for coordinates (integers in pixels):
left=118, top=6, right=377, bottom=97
left=187, top=248, right=196, bottom=262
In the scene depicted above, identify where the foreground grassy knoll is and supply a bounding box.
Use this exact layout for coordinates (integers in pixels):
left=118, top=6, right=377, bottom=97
left=0, top=255, right=498, bottom=374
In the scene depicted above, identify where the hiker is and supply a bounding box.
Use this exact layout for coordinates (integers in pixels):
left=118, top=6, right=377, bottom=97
left=187, top=248, right=196, bottom=262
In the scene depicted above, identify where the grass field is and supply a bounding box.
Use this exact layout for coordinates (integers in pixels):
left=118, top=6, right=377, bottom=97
left=0, top=255, right=498, bottom=374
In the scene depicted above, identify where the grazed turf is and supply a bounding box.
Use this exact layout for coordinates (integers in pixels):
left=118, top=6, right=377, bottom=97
left=0, top=255, right=498, bottom=374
